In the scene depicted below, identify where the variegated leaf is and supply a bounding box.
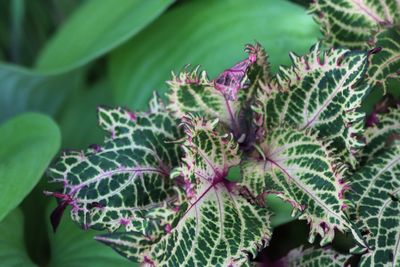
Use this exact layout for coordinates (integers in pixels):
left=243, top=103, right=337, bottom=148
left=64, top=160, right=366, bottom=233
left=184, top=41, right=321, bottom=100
left=255, top=43, right=369, bottom=167
left=310, top=0, right=400, bottom=49
left=277, top=246, right=350, bottom=267
left=361, top=107, right=400, bottom=164
left=167, top=43, right=270, bottom=141
left=96, top=116, right=271, bottom=266
left=367, top=26, right=400, bottom=93
left=239, top=126, right=361, bottom=246
left=47, top=94, right=183, bottom=233
left=350, top=146, right=400, bottom=266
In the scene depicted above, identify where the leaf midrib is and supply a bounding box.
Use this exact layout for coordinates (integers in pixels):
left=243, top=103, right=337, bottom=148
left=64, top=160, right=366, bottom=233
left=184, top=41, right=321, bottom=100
left=266, top=157, right=345, bottom=224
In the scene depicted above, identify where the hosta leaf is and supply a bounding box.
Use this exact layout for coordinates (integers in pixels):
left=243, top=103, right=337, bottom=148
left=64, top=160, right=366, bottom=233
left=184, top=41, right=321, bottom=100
left=167, top=43, right=269, bottom=140
left=0, top=209, right=36, bottom=267
left=350, top=146, right=400, bottom=266
left=36, top=0, right=173, bottom=72
left=46, top=204, right=133, bottom=267
left=367, top=26, right=400, bottom=93
left=310, top=0, right=400, bottom=49
left=96, top=116, right=271, bottom=266
left=0, top=113, right=60, bottom=222
left=255, top=43, right=369, bottom=167
left=110, top=0, right=320, bottom=110
left=240, top=127, right=360, bottom=246
left=47, top=94, right=183, bottom=232
left=278, top=246, right=350, bottom=267
left=0, top=64, right=83, bottom=123
left=58, top=80, right=114, bottom=149
left=361, top=107, right=400, bottom=164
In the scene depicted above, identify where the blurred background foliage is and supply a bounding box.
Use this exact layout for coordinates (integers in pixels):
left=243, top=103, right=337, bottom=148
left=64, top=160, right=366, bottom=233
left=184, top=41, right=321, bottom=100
left=0, top=0, right=366, bottom=266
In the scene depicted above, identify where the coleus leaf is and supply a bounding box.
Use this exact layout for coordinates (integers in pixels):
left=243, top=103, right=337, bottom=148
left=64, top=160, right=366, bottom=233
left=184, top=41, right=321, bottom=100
left=46, top=94, right=183, bottom=233
left=361, top=107, right=400, bottom=164
left=276, top=246, right=350, bottom=267
left=349, top=145, right=400, bottom=266
left=310, top=1, right=400, bottom=94
left=95, top=116, right=271, bottom=266
left=254, top=43, right=369, bottom=167
left=309, top=0, right=399, bottom=50
left=367, top=26, right=400, bottom=93
left=167, top=43, right=270, bottom=141
left=240, top=126, right=363, bottom=246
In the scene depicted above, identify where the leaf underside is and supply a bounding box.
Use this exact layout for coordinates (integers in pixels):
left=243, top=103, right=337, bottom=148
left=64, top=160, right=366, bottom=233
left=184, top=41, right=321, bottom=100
left=279, top=246, right=350, bottom=267
left=167, top=43, right=270, bottom=141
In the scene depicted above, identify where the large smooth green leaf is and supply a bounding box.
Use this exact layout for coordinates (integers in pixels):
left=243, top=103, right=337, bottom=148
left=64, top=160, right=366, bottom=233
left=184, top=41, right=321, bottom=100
left=0, top=206, right=134, bottom=267
left=36, top=0, right=174, bottom=72
left=47, top=204, right=134, bottom=267
left=0, top=209, right=36, bottom=267
left=110, top=0, right=320, bottom=110
left=58, top=80, right=114, bottom=149
left=0, top=113, right=60, bottom=222
left=0, top=64, right=82, bottom=123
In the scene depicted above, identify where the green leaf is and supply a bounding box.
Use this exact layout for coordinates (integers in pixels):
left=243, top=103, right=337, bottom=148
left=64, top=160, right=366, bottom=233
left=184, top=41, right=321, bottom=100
left=255, top=43, right=369, bottom=167
left=240, top=126, right=358, bottom=246
left=350, top=146, right=400, bottom=266
left=0, top=113, right=60, bottom=221
left=0, top=206, right=134, bottom=267
left=266, top=195, right=295, bottom=228
left=279, top=246, right=350, bottom=267
left=58, top=80, right=114, bottom=149
left=0, top=209, right=36, bottom=267
left=361, top=107, right=400, bottom=164
left=167, top=43, right=269, bottom=139
left=367, top=26, right=400, bottom=93
left=110, top=0, right=320, bottom=110
left=310, top=0, right=400, bottom=49
left=47, top=204, right=134, bottom=267
left=96, top=116, right=271, bottom=266
left=47, top=94, right=183, bottom=232
left=36, top=0, right=174, bottom=72
left=0, top=64, right=83, bottom=123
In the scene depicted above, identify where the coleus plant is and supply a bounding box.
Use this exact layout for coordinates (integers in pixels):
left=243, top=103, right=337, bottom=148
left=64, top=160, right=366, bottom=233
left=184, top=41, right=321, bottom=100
left=45, top=0, right=400, bottom=266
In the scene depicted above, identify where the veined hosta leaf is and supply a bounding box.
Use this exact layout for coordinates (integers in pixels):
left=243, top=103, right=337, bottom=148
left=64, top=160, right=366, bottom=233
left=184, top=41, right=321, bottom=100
left=47, top=94, right=183, bottom=232
left=167, top=43, right=269, bottom=140
left=96, top=116, right=271, bottom=266
left=361, top=107, right=400, bottom=164
left=367, top=26, right=400, bottom=93
left=255, top=43, right=369, bottom=167
left=278, top=246, right=350, bottom=267
left=350, top=146, right=400, bottom=266
left=240, top=127, right=358, bottom=246
left=310, top=0, right=400, bottom=49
